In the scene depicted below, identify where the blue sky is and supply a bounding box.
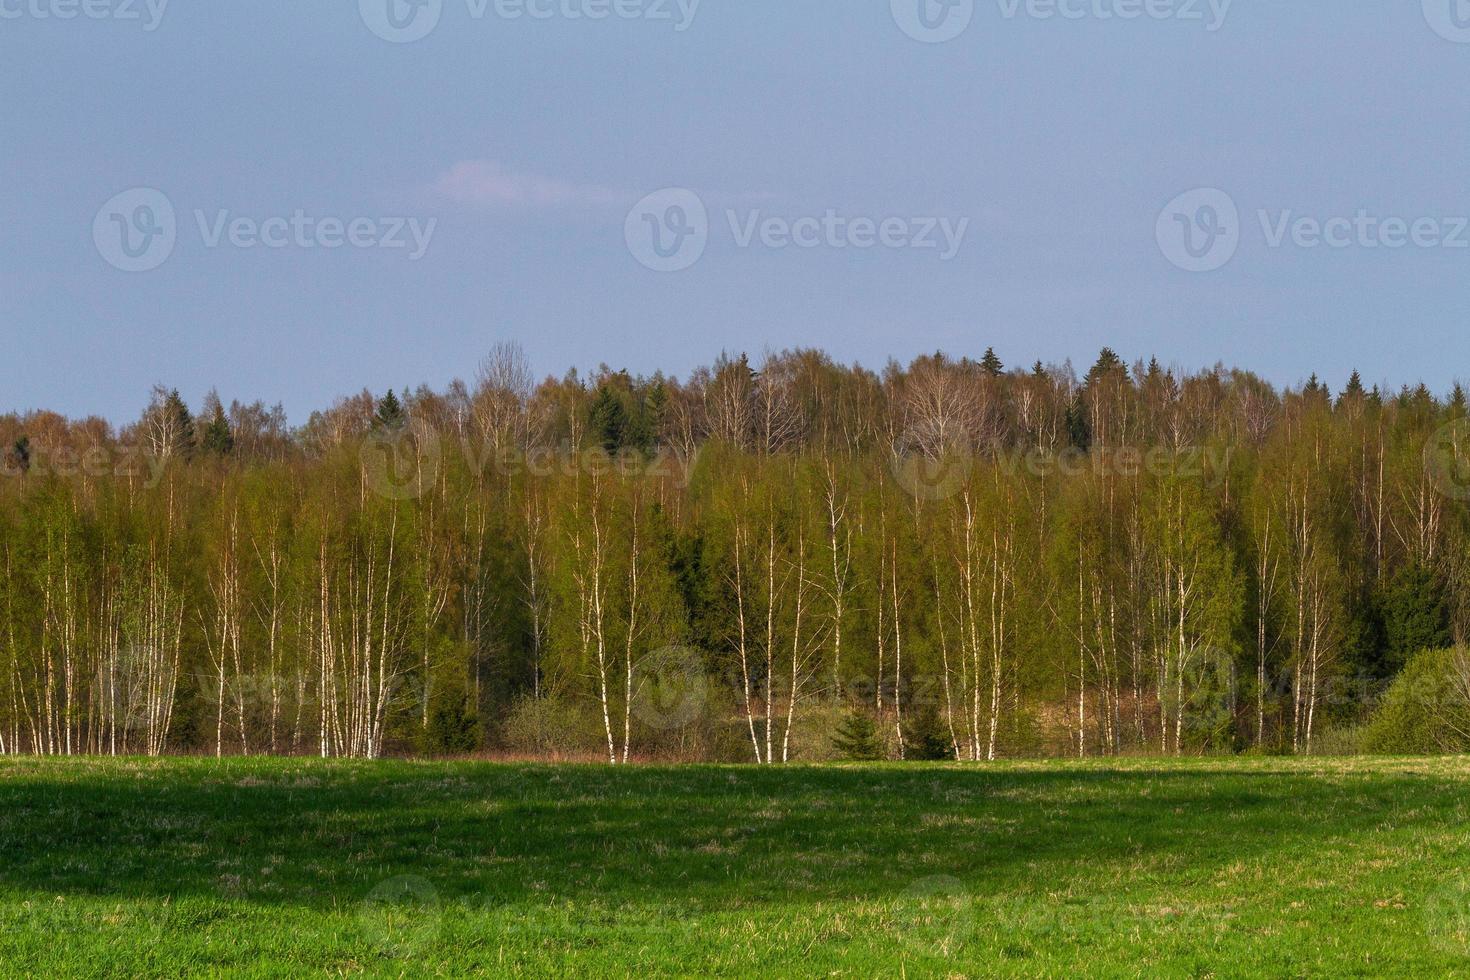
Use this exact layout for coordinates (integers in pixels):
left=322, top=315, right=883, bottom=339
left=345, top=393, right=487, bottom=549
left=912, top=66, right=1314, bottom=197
left=4, top=1, right=1469, bottom=423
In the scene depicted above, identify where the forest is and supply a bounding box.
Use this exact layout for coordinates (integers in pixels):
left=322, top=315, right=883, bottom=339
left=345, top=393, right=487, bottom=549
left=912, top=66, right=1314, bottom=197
left=1, top=344, right=1467, bottom=761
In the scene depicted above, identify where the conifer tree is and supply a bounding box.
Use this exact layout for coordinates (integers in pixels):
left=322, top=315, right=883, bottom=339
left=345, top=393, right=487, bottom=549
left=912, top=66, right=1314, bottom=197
left=201, top=400, right=234, bottom=455
left=832, top=712, right=885, bottom=761
left=374, top=390, right=407, bottom=430
left=981, top=347, right=1004, bottom=377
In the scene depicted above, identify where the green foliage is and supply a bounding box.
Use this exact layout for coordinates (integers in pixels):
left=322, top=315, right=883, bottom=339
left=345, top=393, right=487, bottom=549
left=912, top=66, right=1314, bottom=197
left=501, top=696, right=603, bottom=758
left=1361, top=648, right=1470, bottom=755
left=832, top=711, right=885, bottom=761
left=905, top=704, right=954, bottom=761
left=1381, top=564, right=1451, bottom=674
left=1063, top=399, right=1091, bottom=452
left=423, top=698, right=481, bottom=755
left=201, top=401, right=234, bottom=456
left=373, top=389, right=406, bottom=430
left=589, top=385, right=628, bottom=453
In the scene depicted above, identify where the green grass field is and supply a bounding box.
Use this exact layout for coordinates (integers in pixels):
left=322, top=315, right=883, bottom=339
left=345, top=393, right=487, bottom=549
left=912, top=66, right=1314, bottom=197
left=1, top=757, right=1468, bottom=977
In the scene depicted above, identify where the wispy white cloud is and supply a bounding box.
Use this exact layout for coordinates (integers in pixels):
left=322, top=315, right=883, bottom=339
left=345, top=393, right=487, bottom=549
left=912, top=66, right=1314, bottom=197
left=431, top=160, right=622, bottom=209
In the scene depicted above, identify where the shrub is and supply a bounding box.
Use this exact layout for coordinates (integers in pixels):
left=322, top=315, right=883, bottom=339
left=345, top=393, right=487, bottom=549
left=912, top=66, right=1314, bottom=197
left=424, top=698, right=481, bottom=755
left=832, top=712, right=885, bottom=761
left=904, top=705, right=955, bottom=761
left=500, top=695, right=604, bottom=757
left=1361, top=648, right=1470, bottom=755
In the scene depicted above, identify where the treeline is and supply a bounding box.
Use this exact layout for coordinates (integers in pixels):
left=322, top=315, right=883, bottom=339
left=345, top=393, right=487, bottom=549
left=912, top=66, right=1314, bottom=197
left=1, top=344, right=1467, bottom=760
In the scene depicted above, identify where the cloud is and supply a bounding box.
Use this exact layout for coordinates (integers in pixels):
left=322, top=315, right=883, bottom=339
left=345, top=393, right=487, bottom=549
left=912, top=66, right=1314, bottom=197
left=431, top=160, right=622, bottom=210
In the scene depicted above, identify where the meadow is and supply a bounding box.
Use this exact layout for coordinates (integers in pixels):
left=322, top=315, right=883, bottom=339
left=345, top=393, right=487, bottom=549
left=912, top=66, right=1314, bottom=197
left=1, top=756, right=1468, bottom=977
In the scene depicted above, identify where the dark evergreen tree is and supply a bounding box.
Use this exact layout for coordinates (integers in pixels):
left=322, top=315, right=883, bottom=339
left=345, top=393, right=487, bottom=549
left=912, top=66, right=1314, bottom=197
left=424, top=697, right=481, bottom=755
left=1382, top=564, right=1452, bottom=673
left=162, top=389, right=196, bottom=458
left=201, top=401, right=234, bottom=456
left=980, top=347, right=1004, bottom=377
left=905, top=705, right=954, bottom=761
left=373, top=389, right=407, bottom=430
left=9, top=436, right=29, bottom=473
left=1064, top=399, right=1092, bottom=453
left=1086, top=347, right=1126, bottom=387
left=1450, top=383, right=1468, bottom=418
left=589, top=385, right=628, bottom=454
left=832, top=712, right=885, bottom=761
left=643, top=379, right=669, bottom=450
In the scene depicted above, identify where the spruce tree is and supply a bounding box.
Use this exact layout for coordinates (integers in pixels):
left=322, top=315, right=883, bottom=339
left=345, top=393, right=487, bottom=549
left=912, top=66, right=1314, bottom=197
left=1086, top=347, right=1125, bottom=386
left=163, top=389, right=196, bottom=458
left=9, top=436, right=29, bottom=474
left=201, top=402, right=234, bottom=455
left=374, top=390, right=407, bottom=430
left=832, top=712, right=885, bottom=761
left=1450, top=383, right=1467, bottom=418
left=1382, top=563, right=1452, bottom=673
left=980, top=347, right=1004, bottom=377
left=905, top=705, right=955, bottom=761
left=1064, top=400, right=1092, bottom=453
left=589, top=386, right=628, bottom=454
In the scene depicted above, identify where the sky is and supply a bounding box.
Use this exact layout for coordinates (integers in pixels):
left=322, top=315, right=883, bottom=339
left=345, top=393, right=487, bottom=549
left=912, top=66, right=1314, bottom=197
left=3, top=1, right=1470, bottom=425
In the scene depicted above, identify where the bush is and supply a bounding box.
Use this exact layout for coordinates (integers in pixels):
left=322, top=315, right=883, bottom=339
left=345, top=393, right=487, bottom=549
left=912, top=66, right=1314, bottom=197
left=832, top=711, right=885, bottom=761
left=424, top=698, right=481, bottom=755
left=500, top=695, right=605, bottom=757
left=1362, top=648, right=1470, bottom=755
left=904, top=705, right=955, bottom=761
